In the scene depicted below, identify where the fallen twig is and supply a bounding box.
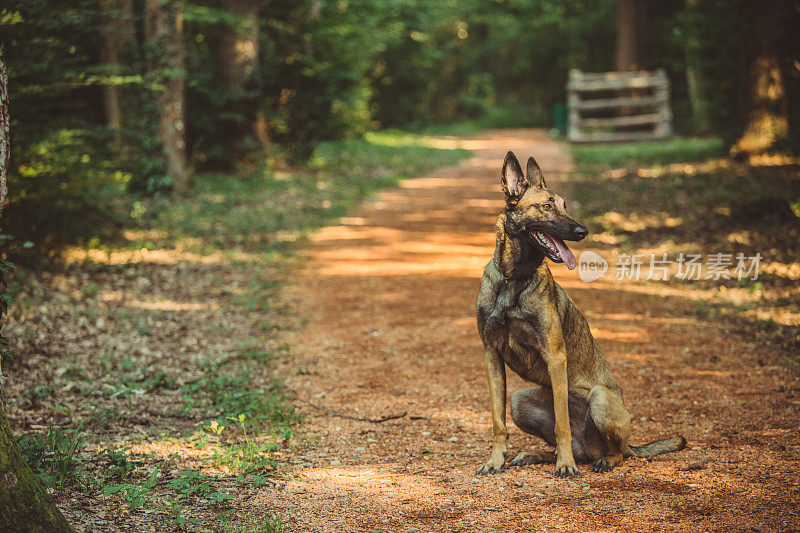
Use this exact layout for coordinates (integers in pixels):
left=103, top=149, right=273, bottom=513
left=298, top=398, right=406, bottom=423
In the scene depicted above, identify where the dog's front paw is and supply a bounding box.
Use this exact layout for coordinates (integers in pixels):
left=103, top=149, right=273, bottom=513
left=475, top=460, right=505, bottom=476
left=591, top=458, right=615, bottom=473
left=554, top=462, right=580, bottom=478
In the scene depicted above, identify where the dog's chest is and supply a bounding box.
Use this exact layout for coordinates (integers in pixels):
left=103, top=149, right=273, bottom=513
left=501, top=316, right=552, bottom=385
left=480, top=283, right=552, bottom=385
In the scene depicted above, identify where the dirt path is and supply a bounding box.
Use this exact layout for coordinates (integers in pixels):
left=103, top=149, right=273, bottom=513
left=257, top=130, right=799, bottom=532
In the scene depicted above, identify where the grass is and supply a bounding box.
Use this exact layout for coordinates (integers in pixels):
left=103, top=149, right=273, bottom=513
left=181, top=366, right=300, bottom=433
left=121, top=130, right=470, bottom=256
left=565, top=137, right=799, bottom=352
left=418, top=104, right=552, bottom=137
left=102, top=466, right=237, bottom=526
left=569, top=136, right=726, bottom=167
left=220, top=517, right=284, bottom=533
left=568, top=158, right=799, bottom=258
left=17, top=420, right=87, bottom=489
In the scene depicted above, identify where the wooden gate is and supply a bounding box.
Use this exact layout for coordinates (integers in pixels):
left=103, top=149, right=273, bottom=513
left=567, top=69, right=671, bottom=143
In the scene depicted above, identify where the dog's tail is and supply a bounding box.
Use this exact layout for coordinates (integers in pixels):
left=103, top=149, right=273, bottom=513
left=625, top=436, right=686, bottom=459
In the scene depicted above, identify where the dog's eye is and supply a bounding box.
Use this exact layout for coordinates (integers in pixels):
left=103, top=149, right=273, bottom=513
left=542, top=203, right=552, bottom=210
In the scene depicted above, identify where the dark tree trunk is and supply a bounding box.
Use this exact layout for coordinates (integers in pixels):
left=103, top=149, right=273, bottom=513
left=145, top=0, right=190, bottom=193
left=100, top=0, right=134, bottom=150
left=0, top=51, right=73, bottom=533
left=732, top=0, right=790, bottom=155
left=615, top=0, right=649, bottom=71
left=0, top=52, right=7, bottom=212
left=219, top=0, right=260, bottom=96
left=218, top=0, right=263, bottom=159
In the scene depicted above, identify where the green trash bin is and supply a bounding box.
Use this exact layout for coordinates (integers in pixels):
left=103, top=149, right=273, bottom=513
left=552, top=103, right=567, bottom=136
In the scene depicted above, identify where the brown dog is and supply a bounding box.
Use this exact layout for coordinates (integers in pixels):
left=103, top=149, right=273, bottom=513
left=476, top=151, right=685, bottom=477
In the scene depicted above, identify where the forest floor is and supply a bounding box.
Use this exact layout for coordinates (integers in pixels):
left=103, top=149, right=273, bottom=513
left=256, top=129, right=800, bottom=532
left=5, top=129, right=800, bottom=532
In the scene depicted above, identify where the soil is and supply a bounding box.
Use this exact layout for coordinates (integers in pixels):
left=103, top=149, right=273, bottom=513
left=254, top=130, right=800, bottom=532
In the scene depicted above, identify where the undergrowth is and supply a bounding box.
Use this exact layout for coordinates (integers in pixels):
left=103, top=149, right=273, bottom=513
left=8, top=128, right=469, bottom=529
left=569, top=136, right=725, bottom=167
left=115, top=131, right=469, bottom=256
left=16, top=420, right=87, bottom=489
left=566, top=139, right=799, bottom=354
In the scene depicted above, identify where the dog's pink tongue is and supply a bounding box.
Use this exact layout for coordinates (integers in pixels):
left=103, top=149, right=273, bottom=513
left=553, top=238, right=577, bottom=270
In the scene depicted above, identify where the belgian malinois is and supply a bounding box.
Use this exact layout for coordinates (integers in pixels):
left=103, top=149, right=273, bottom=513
left=476, top=151, right=685, bottom=477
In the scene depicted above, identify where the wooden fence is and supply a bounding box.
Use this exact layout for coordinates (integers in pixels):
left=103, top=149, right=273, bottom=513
left=567, top=69, right=671, bottom=143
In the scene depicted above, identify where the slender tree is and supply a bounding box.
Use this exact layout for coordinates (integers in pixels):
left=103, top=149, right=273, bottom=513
left=0, top=50, right=73, bottom=533
left=218, top=0, right=262, bottom=158
left=145, top=0, right=190, bottom=192
left=732, top=0, right=790, bottom=155
left=615, top=0, right=649, bottom=71
left=219, top=0, right=260, bottom=96
left=0, top=52, right=7, bottom=214
left=100, top=0, right=135, bottom=149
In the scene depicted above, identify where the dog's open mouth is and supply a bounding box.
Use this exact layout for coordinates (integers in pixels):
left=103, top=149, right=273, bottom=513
left=533, top=231, right=577, bottom=270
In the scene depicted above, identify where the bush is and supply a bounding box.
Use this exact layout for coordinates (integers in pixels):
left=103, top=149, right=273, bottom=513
left=3, top=128, right=129, bottom=260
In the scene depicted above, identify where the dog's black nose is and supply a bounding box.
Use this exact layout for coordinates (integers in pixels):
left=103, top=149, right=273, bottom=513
left=574, top=225, right=588, bottom=239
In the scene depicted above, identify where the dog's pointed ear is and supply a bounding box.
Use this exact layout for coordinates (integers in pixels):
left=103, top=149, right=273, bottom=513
left=526, top=156, right=546, bottom=189
left=501, top=151, right=528, bottom=200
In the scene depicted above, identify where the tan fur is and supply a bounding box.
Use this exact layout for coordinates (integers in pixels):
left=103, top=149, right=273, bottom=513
left=476, top=152, right=685, bottom=477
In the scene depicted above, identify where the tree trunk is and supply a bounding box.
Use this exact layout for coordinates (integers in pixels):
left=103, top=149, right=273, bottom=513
left=615, top=0, right=638, bottom=71
left=219, top=0, right=260, bottom=97
left=0, top=50, right=73, bottom=533
left=615, top=0, right=648, bottom=71
left=145, top=0, right=190, bottom=193
left=0, top=52, right=8, bottom=213
left=732, top=0, right=790, bottom=156
left=218, top=0, right=264, bottom=159
left=100, top=0, right=134, bottom=150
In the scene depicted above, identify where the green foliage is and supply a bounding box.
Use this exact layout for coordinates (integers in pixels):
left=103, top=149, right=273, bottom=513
left=17, top=382, right=55, bottom=410
left=2, top=127, right=129, bottom=260
left=220, top=517, right=285, bottom=533
left=672, top=0, right=743, bottom=137
left=99, top=445, right=138, bottom=481
left=102, top=468, right=159, bottom=511
left=210, top=414, right=282, bottom=475
left=256, top=0, right=376, bottom=161
left=569, top=137, right=726, bottom=167
left=17, top=421, right=87, bottom=489
left=181, top=360, right=301, bottom=432
left=369, top=0, right=617, bottom=128
left=2, top=2, right=130, bottom=258
left=103, top=466, right=236, bottom=526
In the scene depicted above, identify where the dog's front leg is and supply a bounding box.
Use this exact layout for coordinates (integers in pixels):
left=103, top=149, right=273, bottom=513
left=545, top=337, right=579, bottom=478
left=476, top=349, right=507, bottom=475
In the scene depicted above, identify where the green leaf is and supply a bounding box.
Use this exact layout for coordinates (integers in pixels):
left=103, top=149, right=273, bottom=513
left=143, top=468, right=159, bottom=489
left=208, top=491, right=235, bottom=502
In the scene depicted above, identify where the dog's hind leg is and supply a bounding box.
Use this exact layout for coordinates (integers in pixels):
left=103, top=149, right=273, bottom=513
left=586, top=385, right=632, bottom=473
left=509, top=449, right=557, bottom=466
left=509, top=385, right=588, bottom=466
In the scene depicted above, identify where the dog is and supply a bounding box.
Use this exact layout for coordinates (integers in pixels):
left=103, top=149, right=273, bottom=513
left=475, top=151, right=685, bottom=478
